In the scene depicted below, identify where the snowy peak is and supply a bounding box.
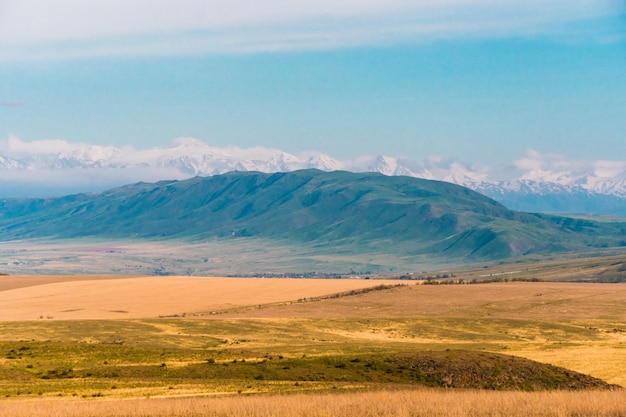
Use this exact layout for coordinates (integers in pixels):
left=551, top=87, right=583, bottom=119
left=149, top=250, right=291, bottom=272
left=150, top=139, right=345, bottom=175
left=2, top=137, right=626, bottom=214
left=300, top=151, right=343, bottom=172
left=0, top=137, right=349, bottom=195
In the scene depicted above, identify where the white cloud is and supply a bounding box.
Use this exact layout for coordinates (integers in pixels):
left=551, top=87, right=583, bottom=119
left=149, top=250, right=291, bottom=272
left=0, top=0, right=443, bottom=43
left=593, top=160, right=626, bottom=178
left=510, top=149, right=626, bottom=194
left=1, top=135, right=78, bottom=156
left=0, top=0, right=618, bottom=59
left=512, top=149, right=589, bottom=173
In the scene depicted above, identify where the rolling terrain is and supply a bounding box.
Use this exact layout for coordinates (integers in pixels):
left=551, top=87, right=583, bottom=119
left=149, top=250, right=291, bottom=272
left=2, top=170, right=626, bottom=274
left=0, top=275, right=625, bottom=417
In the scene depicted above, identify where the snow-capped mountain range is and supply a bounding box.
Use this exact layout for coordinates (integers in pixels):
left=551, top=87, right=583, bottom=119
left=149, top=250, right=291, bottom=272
left=2, top=137, right=626, bottom=215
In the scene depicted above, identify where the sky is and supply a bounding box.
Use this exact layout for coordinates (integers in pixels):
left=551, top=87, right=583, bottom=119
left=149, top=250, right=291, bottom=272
left=1, top=0, right=626, bottom=170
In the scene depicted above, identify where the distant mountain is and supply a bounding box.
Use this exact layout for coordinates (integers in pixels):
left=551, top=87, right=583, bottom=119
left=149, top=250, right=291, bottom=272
left=350, top=155, right=626, bottom=215
left=2, top=137, right=626, bottom=215
left=1, top=170, right=625, bottom=264
left=0, top=137, right=344, bottom=175
left=475, top=181, right=626, bottom=216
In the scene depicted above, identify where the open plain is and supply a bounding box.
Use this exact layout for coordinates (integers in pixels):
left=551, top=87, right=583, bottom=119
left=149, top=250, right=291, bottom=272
left=0, top=268, right=625, bottom=416
left=0, top=275, right=401, bottom=320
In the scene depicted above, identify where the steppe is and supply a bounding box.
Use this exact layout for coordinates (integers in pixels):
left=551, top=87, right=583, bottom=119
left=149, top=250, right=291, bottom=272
left=1, top=258, right=625, bottom=416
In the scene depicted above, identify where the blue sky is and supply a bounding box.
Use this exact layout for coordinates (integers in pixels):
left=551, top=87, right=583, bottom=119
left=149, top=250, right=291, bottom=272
left=1, top=0, right=626, bottom=168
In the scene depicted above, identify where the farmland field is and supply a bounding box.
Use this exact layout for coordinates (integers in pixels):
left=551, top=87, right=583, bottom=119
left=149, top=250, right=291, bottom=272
left=0, top=275, right=402, bottom=320
left=0, top=267, right=625, bottom=416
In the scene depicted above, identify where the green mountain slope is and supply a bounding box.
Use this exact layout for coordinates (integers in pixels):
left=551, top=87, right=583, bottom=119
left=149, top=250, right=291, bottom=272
left=1, top=170, right=624, bottom=262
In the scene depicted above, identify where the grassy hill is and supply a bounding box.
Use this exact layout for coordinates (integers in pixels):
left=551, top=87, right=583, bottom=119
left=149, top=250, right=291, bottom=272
left=1, top=170, right=625, bottom=263
left=0, top=340, right=614, bottom=395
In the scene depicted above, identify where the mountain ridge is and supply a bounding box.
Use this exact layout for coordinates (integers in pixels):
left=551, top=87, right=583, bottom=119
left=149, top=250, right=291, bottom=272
left=2, top=170, right=625, bottom=266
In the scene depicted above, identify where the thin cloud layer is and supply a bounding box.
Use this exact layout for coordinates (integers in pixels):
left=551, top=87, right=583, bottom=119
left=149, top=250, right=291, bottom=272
left=513, top=149, right=626, bottom=180
left=0, top=0, right=618, bottom=59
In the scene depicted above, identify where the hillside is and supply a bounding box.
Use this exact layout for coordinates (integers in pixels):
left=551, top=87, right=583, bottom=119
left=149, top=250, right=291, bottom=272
left=1, top=170, right=625, bottom=264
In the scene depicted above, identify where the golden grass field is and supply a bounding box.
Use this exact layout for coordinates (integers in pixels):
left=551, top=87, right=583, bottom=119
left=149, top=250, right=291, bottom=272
left=0, top=275, right=401, bottom=320
left=1, top=268, right=625, bottom=416
left=1, top=389, right=625, bottom=417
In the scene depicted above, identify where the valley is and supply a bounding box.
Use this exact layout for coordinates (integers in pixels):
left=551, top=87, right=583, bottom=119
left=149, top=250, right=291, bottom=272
left=1, top=172, right=626, bottom=416
left=4, top=1, right=626, bottom=414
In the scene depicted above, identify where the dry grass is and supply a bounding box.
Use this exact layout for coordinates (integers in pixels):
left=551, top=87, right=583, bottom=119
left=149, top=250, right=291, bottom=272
left=2, top=274, right=626, bottom=415
left=1, top=389, right=625, bottom=417
left=214, top=282, right=626, bottom=386
left=1, top=280, right=626, bottom=387
left=514, top=346, right=626, bottom=388
left=209, top=282, right=626, bottom=321
left=0, top=276, right=401, bottom=320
